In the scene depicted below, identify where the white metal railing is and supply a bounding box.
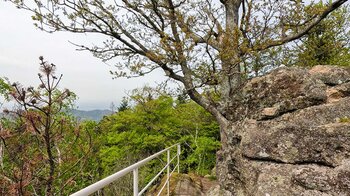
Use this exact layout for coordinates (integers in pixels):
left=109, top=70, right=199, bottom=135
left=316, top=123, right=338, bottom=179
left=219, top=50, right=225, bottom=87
left=71, top=143, right=181, bottom=196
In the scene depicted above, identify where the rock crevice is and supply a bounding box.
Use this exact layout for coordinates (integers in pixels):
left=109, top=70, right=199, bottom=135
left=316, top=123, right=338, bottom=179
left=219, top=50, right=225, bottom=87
left=242, top=155, right=336, bottom=168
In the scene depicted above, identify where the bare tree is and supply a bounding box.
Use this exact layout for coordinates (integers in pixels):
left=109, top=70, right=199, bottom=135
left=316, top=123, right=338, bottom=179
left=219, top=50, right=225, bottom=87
left=7, top=0, right=348, bottom=193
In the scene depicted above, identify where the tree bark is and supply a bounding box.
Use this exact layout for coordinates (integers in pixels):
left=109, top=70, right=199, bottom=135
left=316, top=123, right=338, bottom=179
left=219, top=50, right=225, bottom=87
left=220, top=0, right=242, bottom=109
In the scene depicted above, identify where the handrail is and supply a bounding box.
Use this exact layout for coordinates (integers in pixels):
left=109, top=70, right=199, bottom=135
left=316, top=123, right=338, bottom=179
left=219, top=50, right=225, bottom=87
left=71, top=143, right=181, bottom=196
left=138, top=154, right=178, bottom=195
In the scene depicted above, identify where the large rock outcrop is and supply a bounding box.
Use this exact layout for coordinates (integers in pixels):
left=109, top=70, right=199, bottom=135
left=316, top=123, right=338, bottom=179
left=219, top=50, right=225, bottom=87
left=217, top=65, right=350, bottom=196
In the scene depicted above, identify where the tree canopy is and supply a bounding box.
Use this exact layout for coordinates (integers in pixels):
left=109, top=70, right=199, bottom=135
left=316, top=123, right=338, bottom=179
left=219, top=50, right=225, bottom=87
left=97, top=92, right=219, bottom=194
left=8, top=0, right=348, bottom=129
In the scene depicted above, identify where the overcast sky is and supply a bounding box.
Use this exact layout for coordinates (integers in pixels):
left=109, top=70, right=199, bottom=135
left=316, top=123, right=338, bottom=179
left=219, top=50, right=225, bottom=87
left=0, top=2, right=167, bottom=110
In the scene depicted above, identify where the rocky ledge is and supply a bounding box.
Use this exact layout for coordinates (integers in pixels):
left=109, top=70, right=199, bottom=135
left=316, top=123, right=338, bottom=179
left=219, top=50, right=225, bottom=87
left=216, top=65, right=350, bottom=196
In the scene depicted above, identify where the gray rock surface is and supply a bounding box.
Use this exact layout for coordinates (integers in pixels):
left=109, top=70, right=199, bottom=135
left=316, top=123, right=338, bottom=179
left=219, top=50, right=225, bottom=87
left=217, top=66, right=350, bottom=196
left=309, top=65, right=350, bottom=85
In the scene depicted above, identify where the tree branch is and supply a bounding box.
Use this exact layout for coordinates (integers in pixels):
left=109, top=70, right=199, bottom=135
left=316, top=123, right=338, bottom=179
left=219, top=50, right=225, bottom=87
left=254, top=0, right=349, bottom=51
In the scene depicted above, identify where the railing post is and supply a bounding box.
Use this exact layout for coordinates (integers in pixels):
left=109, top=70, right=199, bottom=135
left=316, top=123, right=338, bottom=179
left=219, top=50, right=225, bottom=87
left=177, top=144, right=180, bottom=173
left=133, top=168, right=138, bottom=196
left=167, top=149, right=170, bottom=196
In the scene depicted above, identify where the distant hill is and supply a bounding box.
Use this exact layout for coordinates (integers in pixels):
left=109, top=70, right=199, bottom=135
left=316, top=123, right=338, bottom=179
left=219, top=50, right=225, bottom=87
left=1, top=109, right=112, bottom=122
left=71, top=109, right=113, bottom=121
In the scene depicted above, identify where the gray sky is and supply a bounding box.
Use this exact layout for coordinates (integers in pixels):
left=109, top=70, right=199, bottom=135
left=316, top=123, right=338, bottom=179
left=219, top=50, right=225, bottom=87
left=0, top=2, right=166, bottom=110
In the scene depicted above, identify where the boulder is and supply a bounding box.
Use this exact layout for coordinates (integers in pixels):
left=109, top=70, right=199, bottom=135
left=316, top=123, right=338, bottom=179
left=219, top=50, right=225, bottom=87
left=217, top=65, right=350, bottom=196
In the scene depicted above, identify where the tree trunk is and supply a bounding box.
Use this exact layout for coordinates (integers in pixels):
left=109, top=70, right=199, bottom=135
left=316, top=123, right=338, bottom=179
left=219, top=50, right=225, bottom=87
left=217, top=1, right=248, bottom=195
left=216, top=122, right=249, bottom=195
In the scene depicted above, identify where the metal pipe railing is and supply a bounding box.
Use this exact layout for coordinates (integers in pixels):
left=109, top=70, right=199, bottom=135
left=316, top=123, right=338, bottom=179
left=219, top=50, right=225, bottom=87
left=138, top=154, right=177, bottom=195
left=71, top=143, right=180, bottom=196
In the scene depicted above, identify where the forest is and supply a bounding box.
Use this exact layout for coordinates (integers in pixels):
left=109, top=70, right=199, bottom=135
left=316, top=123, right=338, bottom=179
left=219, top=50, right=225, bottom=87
left=0, top=0, right=349, bottom=195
